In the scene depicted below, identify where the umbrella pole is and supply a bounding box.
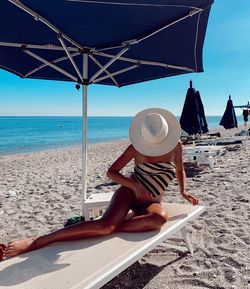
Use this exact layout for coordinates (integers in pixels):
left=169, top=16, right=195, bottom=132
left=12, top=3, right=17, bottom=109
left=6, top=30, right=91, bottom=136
left=82, top=53, right=88, bottom=214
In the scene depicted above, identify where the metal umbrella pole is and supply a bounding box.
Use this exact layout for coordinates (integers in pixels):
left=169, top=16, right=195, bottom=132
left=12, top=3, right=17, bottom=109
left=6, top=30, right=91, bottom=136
left=82, top=53, right=88, bottom=212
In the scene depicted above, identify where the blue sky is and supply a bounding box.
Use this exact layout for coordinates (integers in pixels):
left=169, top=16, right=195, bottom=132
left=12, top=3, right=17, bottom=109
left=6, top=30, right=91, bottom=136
left=1, top=0, right=249, bottom=117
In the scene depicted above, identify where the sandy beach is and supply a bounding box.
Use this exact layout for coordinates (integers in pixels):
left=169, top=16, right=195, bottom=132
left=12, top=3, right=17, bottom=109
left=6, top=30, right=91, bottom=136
left=0, top=126, right=249, bottom=289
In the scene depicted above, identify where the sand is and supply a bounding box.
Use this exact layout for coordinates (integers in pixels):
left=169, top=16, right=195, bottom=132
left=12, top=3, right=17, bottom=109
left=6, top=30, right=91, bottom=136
left=0, top=126, right=249, bottom=289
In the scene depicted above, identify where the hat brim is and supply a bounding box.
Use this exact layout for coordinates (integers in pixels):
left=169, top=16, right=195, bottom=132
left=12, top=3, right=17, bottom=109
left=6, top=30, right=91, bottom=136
left=129, top=108, right=181, bottom=156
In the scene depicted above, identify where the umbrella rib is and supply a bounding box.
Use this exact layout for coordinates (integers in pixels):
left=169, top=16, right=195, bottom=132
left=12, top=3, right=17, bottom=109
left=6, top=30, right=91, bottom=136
left=0, top=41, right=84, bottom=80
left=23, top=49, right=78, bottom=82
left=93, top=51, right=194, bottom=72
left=92, top=64, right=139, bottom=84
left=8, top=0, right=88, bottom=52
left=0, top=64, right=24, bottom=78
left=137, top=8, right=202, bottom=44
left=193, top=12, right=201, bottom=72
left=89, top=55, right=119, bottom=86
left=58, top=36, right=84, bottom=83
left=89, top=46, right=129, bottom=83
left=93, top=44, right=126, bottom=53
left=24, top=52, right=80, bottom=78
left=91, top=9, right=202, bottom=73
left=93, top=8, right=202, bottom=53
left=67, top=0, right=205, bottom=10
left=0, top=42, right=79, bottom=52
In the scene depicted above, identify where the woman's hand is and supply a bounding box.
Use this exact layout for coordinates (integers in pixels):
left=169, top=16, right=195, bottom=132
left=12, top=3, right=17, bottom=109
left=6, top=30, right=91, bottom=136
left=181, top=191, right=199, bottom=205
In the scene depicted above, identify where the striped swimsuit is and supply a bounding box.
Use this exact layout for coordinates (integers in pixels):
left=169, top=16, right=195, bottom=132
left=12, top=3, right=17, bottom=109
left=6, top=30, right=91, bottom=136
left=134, top=162, right=176, bottom=198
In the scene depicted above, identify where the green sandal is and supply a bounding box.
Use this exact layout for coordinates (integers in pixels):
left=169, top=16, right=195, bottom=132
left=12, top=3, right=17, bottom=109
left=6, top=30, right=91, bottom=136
left=64, top=215, right=85, bottom=227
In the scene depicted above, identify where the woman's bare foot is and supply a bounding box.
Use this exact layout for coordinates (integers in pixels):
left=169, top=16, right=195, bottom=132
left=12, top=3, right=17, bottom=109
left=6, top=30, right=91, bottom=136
left=4, top=237, right=38, bottom=258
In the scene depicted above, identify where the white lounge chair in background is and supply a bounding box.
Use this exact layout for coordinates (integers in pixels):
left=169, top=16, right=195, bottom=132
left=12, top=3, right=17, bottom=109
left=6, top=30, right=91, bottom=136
left=83, top=192, right=114, bottom=220
left=183, top=145, right=226, bottom=170
left=214, top=135, right=247, bottom=145
left=0, top=203, right=204, bottom=289
left=197, top=133, right=248, bottom=146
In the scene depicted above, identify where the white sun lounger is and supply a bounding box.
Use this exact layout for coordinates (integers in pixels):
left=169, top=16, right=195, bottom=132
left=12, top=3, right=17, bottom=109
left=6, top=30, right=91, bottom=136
left=0, top=203, right=204, bottom=289
left=183, top=145, right=226, bottom=169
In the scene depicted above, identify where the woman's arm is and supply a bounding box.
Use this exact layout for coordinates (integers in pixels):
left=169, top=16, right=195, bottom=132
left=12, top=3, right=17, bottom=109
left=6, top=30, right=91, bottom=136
left=174, top=141, right=198, bottom=205
left=174, top=141, right=187, bottom=194
left=106, top=144, right=137, bottom=190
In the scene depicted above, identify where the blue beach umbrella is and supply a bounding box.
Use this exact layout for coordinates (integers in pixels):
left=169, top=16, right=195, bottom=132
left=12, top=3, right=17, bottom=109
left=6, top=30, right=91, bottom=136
left=180, top=80, right=208, bottom=135
left=219, top=95, right=238, bottom=130
left=195, top=90, right=209, bottom=133
left=0, top=0, right=213, bottom=212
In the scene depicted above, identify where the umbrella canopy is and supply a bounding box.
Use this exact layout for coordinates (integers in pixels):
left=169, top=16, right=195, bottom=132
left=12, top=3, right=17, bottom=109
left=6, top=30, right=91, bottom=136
left=1, top=0, right=213, bottom=86
left=219, top=95, right=238, bottom=130
left=0, top=0, right=213, bottom=211
left=180, top=80, right=208, bottom=135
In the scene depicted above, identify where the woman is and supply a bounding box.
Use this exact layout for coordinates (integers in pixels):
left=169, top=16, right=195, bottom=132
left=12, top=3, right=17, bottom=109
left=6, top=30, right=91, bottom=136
left=2, top=108, right=198, bottom=259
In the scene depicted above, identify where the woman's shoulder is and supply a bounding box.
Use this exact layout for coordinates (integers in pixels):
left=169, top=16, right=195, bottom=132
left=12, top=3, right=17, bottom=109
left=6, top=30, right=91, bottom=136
left=169, top=141, right=183, bottom=159
left=177, top=140, right=183, bottom=149
left=169, top=141, right=182, bottom=154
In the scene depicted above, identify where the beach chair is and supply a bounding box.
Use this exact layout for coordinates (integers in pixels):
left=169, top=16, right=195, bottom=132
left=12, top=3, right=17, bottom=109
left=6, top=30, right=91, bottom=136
left=0, top=203, right=204, bottom=289
left=83, top=192, right=114, bottom=220
left=183, top=145, right=222, bottom=169
left=214, top=135, right=247, bottom=146
left=197, top=134, right=248, bottom=146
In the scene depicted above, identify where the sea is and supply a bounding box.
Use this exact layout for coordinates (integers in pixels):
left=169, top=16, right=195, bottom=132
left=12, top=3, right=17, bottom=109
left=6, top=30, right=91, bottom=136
left=0, top=115, right=243, bottom=155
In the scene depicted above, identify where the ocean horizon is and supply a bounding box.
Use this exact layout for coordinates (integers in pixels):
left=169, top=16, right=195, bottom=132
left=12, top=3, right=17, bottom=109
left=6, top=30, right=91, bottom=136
left=0, top=115, right=244, bottom=155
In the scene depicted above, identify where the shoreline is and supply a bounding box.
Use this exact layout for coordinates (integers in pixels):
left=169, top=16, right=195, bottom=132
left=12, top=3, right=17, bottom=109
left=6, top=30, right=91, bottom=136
left=0, top=124, right=246, bottom=157
left=0, top=126, right=249, bottom=288
left=0, top=137, right=129, bottom=157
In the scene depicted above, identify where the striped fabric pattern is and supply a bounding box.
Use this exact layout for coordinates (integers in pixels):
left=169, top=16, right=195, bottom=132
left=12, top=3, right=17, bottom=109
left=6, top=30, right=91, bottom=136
left=134, top=162, right=176, bottom=198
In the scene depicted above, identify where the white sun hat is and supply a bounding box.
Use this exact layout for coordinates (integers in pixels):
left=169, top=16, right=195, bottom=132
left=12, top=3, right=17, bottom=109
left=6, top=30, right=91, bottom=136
left=129, top=108, right=181, bottom=156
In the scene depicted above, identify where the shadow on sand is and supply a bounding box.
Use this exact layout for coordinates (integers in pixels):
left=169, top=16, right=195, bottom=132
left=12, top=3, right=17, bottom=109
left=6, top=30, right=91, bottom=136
left=102, top=251, right=189, bottom=289
left=184, top=162, right=203, bottom=178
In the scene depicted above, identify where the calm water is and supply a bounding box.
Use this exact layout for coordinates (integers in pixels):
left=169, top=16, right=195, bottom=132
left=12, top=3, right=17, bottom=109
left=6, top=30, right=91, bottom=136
left=0, top=115, right=243, bottom=155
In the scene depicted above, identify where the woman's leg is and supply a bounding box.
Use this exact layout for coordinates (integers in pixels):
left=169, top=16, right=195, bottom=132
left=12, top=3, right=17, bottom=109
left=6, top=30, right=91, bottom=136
left=4, top=186, right=135, bottom=258
left=116, top=202, right=168, bottom=232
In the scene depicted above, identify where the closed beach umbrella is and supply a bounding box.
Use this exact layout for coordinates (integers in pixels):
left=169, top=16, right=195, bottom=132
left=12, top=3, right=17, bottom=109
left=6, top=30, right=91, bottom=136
left=0, top=0, right=213, bottom=212
left=180, top=80, right=208, bottom=135
left=219, top=95, right=238, bottom=130
left=195, top=90, right=209, bottom=133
